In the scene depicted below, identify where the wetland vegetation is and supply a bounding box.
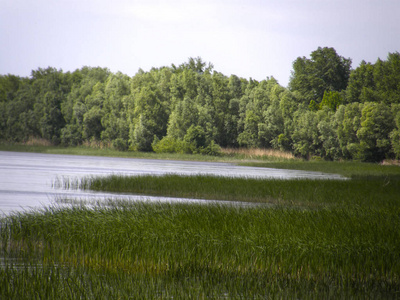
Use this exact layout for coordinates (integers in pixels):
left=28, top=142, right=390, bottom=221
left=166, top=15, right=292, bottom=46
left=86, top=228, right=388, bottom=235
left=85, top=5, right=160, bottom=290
left=1, top=158, right=400, bottom=298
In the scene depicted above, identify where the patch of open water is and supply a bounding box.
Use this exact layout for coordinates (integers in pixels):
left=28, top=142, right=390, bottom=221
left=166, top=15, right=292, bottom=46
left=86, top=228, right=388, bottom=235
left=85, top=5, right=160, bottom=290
left=0, top=151, right=345, bottom=216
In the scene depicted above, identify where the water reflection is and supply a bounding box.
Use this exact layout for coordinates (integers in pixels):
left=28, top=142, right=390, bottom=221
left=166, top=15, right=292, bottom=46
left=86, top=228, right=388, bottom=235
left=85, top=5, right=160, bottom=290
left=0, top=151, right=345, bottom=215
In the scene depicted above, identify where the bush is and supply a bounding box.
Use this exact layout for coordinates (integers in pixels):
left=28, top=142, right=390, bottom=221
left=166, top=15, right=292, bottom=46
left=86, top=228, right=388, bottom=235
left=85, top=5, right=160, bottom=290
left=200, top=140, right=221, bottom=156
left=152, top=136, right=189, bottom=154
left=152, top=135, right=221, bottom=156
left=112, top=138, right=128, bottom=151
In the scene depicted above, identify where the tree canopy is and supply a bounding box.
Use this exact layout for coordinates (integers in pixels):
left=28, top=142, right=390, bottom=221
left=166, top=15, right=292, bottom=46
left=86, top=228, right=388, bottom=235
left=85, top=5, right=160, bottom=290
left=1, top=49, right=400, bottom=161
left=289, top=47, right=352, bottom=105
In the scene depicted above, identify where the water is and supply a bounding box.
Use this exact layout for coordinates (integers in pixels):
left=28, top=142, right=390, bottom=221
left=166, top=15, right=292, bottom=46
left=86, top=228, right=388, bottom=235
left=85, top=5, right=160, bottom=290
left=0, top=151, right=345, bottom=215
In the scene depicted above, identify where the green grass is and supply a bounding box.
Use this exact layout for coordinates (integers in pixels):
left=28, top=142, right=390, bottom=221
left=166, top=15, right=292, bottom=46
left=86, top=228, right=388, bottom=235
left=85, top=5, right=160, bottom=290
left=74, top=173, right=400, bottom=209
left=1, top=201, right=399, bottom=298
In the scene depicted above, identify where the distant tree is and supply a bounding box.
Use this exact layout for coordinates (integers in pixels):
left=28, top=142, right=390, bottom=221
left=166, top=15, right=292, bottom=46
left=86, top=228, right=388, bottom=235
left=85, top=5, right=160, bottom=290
left=357, top=102, right=394, bottom=161
left=178, top=57, right=213, bottom=74
left=291, top=109, right=320, bottom=158
left=317, top=107, right=341, bottom=160
left=374, top=52, right=400, bottom=104
left=289, top=47, right=352, bottom=105
left=345, top=53, right=400, bottom=105
left=319, top=90, right=343, bottom=111
left=0, top=74, right=21, bottom=103
left=390, top=105, right=400, bottom=158
left=129, top=73, right=169, bottom=150
left=335, top=102, right=363, bottom=159
left=101, top=73, right=131, bottom=143
left=31, top=67, right=72, bottom=144
left=130, top=114, right=153, bottom=151
left=345, top=60, right=377, bottom=103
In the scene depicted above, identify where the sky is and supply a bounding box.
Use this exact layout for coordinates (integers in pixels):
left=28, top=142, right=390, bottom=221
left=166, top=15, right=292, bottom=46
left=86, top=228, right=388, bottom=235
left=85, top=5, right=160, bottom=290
left=1, top=0, right=399, bottom=87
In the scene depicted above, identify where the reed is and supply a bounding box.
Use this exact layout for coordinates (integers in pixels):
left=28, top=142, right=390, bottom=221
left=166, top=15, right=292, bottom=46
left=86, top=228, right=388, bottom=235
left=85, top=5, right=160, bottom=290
left=75, top=173, right=400, bottom=209
left=221, top=147, right=296, bottom=160
left=1, top=201, right=399, bottom=298
left=23, top=136, right=53, bottom=147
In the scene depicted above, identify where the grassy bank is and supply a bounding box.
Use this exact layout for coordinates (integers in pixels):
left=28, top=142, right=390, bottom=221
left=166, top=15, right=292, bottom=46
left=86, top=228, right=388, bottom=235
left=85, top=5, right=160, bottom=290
left=0, top=142, right=299, bottom=163
left=1, top=201, right=399, bottom=298
left=0, top=143, right=225, bottom=162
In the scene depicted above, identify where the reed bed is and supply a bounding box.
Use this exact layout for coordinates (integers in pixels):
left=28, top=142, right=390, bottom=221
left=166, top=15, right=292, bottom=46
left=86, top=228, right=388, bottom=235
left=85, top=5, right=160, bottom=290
left=221, top=147, right=296, bottom=161
left=75, top=173, right=400, bottom=209
left=1, top=200, right=399, bottom=298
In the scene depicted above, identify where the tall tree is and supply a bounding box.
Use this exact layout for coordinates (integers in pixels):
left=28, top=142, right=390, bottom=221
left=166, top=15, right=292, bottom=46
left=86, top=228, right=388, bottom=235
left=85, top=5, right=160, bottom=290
left=289, top=47, right=352, bottom=105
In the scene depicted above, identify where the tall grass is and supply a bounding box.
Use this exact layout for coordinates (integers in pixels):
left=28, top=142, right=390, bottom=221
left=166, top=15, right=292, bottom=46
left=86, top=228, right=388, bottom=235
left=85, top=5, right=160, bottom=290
left=1, top=201, right=399, bottom=298
left=222, top=147, right=296, bottom=161
left=75, top=173, right=400, bottom=209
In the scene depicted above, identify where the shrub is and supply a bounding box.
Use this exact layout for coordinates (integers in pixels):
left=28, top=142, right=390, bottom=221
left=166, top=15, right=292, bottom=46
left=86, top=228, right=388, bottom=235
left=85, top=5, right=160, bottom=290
left=152, top=136, right=189, bottom=154
left=112, top=138, right=128, bottom=151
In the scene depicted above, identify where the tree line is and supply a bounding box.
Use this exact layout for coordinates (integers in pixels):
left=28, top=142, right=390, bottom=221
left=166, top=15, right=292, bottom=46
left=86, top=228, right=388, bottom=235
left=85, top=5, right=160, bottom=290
left=1, top=47, right=400, bottom=161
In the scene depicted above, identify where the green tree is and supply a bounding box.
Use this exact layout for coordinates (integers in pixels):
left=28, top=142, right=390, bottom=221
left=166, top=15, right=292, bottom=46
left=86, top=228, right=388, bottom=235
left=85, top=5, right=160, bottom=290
left=374, top=53, right=400, bottom=104
left=130, top=114, right=153, bottom=151
left=291, top=109, right=321, bottom=158
left=101, top=73, right=131, bottom=143
left=289, top=47, right=351, bottom=105
left=317, top=107, right=341, bottom=159
left=390, top=105, right=400, bottom=158
left=258, top=82, right=286, bottom=148
left=167, top=97, right=199, bottom=140
left=319, top=90, right=343, bottom=111
left=129, top=74, right=169, bottom=150
left=0, top=74, right=21, bottom=103
left=335, top=102, right=363, bottom=159
left=31, top=67, right=72, bottom=144
left=237, top=79, right=271, bottom=147
left=346, top=60, right=376, bottom=103
left=210, top=71, right=230, bottom=146
left=357, top=102, right=394, bottom=161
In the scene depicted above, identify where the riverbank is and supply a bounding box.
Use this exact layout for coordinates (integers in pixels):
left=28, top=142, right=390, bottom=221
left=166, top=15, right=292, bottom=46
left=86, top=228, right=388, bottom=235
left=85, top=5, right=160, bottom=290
left=1, top=143, right=399, bottom=177
left=3, top=141, right=296, bottom=162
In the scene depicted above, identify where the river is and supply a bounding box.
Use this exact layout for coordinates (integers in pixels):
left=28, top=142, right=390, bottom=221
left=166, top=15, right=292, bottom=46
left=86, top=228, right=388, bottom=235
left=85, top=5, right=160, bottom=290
left=0, top=151, right=344, bottom=216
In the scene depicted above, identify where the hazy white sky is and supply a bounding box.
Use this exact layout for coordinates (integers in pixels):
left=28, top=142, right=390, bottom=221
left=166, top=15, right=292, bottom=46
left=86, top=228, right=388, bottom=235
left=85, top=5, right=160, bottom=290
left=1, top=0, right=399, bottom=86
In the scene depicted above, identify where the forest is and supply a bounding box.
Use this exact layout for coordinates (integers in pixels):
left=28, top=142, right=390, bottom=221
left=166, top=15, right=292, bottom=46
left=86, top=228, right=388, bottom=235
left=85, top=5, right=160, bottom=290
left=1, top=47, right=400, bottom=162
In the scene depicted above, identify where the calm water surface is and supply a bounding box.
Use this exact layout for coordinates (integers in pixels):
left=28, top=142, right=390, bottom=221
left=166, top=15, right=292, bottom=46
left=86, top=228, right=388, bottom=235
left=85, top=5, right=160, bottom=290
left=0, top=151, right=344, bottom=215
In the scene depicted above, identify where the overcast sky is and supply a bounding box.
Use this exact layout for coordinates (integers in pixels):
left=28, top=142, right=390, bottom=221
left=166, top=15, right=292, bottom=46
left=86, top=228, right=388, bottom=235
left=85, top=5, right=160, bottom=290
left=1, top=0, right=399, bottom=86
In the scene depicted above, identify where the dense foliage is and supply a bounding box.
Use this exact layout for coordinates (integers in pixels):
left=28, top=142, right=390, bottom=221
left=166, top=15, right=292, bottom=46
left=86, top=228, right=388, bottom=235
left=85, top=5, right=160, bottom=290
left=1, top=48, right=400, bottom=161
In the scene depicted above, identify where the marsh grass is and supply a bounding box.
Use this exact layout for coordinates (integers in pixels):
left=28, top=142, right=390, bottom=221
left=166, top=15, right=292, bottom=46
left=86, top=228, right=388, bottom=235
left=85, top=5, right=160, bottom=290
left=1, top=201, right=399, bottom=298
left=23, top=136, right=53, bottom=147
left=222, top=147, right=296, bottom=161
left=75, top=173, right=400, bottom=209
